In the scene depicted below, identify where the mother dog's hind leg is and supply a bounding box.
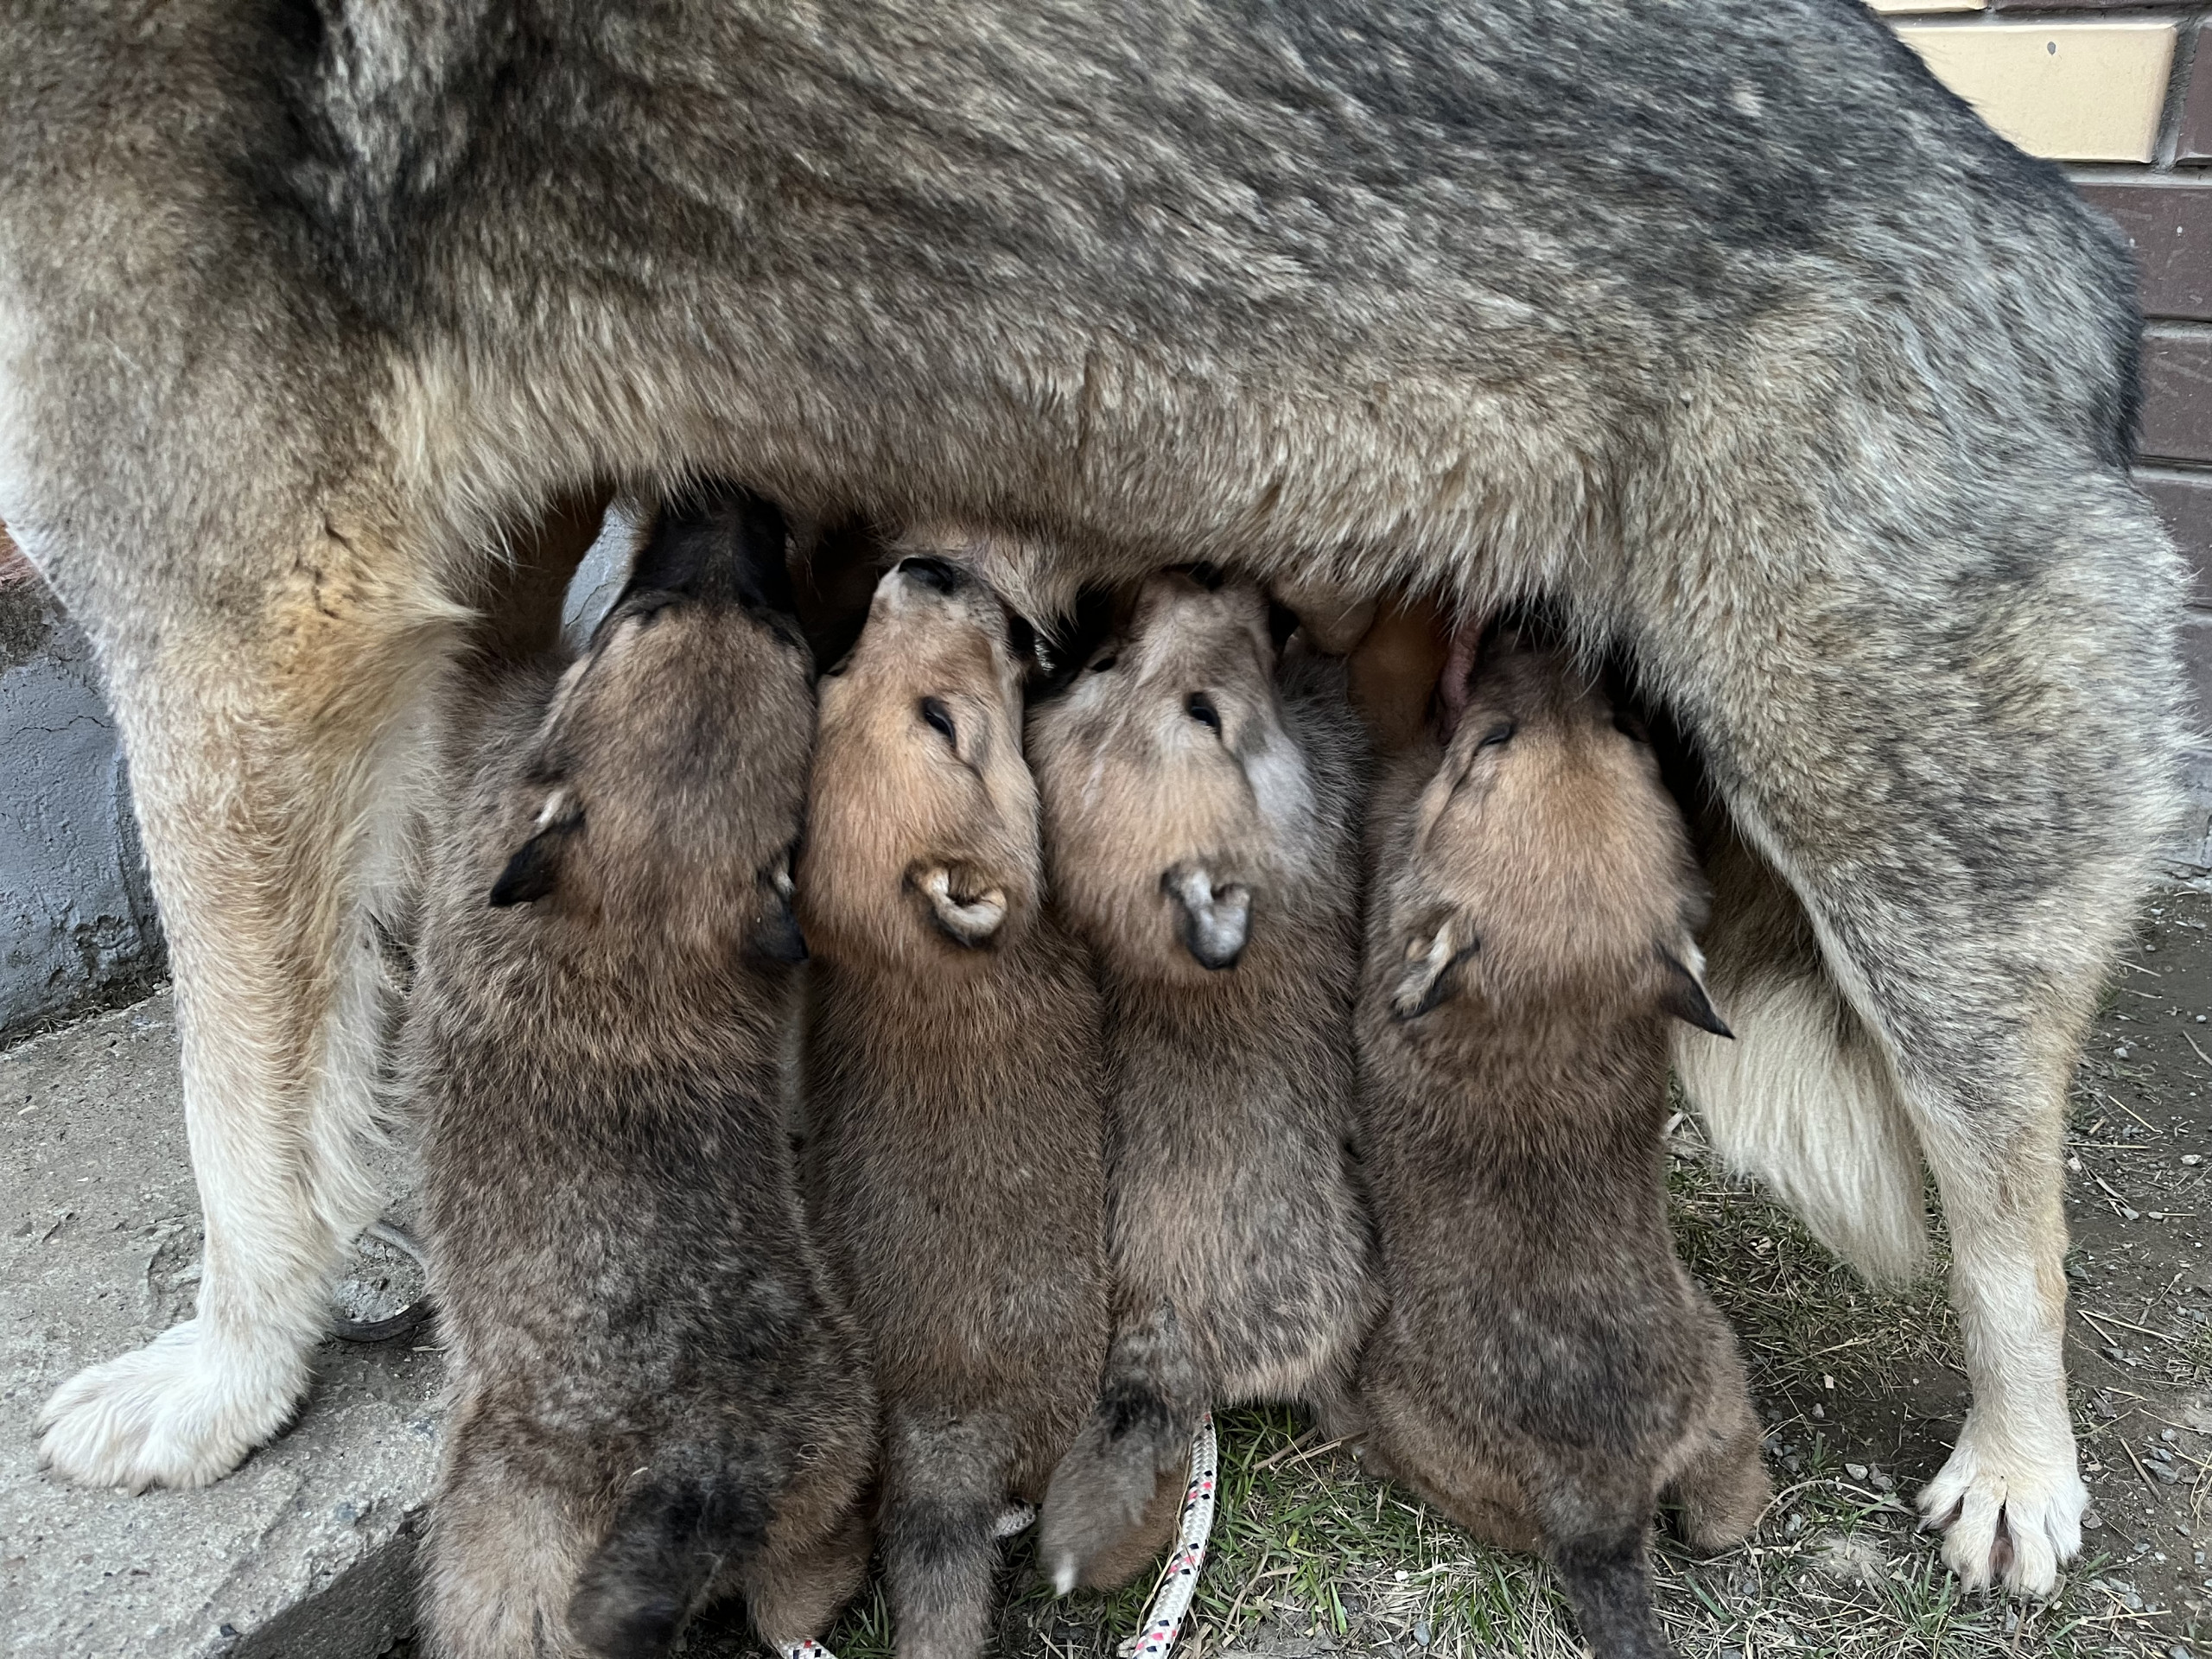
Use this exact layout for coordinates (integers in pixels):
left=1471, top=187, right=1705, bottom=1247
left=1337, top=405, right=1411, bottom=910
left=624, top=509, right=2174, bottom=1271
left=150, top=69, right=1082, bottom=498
left=34, top=512, right=474, bottom=1491
left=1665, top=505, right=2183, bottom=1593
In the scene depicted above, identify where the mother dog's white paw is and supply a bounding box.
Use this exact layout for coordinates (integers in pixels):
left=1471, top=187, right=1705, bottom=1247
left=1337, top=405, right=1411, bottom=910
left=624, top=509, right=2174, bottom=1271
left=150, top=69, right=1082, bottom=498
left=1916, top=1420, right=2087, bottom=1597
left=35, top=1319, right=307, bottom=1491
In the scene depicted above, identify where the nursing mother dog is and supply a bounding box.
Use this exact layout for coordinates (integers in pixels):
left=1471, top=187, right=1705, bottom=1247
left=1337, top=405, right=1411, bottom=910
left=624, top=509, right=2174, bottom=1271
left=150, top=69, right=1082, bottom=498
left=2, top=0, right=2181, bottom=1599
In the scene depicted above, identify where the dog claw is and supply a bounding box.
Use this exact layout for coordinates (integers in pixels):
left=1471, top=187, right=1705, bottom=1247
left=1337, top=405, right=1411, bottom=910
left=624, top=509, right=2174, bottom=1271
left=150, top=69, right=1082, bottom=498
left=1916, top=1421, right=2083, bottom=1598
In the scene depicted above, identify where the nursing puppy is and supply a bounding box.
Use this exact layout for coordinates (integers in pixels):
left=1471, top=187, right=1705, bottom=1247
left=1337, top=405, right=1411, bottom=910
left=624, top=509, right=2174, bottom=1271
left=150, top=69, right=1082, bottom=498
left=798, top=550, right=1111, bottom=1659
left=1356, top=631, right=1768, bottom=1659
left=411, top=491, right=874, bottom=1659
left=1029, top=569, right=1376, bottom=1591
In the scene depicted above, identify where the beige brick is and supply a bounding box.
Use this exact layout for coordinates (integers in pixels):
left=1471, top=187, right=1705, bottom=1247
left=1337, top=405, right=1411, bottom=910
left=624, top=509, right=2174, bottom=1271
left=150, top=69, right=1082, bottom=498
left=1892, top=22, right=2176, bottom=162
left=1866, top=1, right=1982, bottom=14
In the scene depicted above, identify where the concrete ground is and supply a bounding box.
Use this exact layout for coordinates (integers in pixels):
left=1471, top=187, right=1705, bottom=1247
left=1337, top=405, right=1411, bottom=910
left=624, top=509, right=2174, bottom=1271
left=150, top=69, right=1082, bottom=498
left=1, top=993, right=438, bottom=1659
left=12, top=892, right=2212, bottom=1659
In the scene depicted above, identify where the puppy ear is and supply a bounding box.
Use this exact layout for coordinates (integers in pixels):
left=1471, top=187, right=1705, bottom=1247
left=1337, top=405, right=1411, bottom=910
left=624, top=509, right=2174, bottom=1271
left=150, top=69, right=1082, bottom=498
left=1658, top=945, right=1732, bottom=1037
left=1391, top=916, right=1476, bottom=1019
left=489, top=794, right=582, bottom=907
left=749, top=887, right=810, bottom=965
left=1163, top=863, right=1250, bottom=970
left=914, top=863, right=1010, bottom=946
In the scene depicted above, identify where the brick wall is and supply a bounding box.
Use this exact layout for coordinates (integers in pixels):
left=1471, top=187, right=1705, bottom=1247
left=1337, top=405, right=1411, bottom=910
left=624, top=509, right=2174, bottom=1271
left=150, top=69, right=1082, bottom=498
left=1876, top=1, right=2212, bottom=728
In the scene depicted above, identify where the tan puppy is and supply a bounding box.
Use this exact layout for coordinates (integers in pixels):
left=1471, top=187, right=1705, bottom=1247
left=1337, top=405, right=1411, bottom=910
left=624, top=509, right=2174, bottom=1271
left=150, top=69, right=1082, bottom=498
left=797, top=550, right=1111, bottom=1659
left=412, top=491, right=874, bottom=1659
left=1355, top=629, right=1768, bottom=1659
left=1027, top=568, right=1377, bottom=1590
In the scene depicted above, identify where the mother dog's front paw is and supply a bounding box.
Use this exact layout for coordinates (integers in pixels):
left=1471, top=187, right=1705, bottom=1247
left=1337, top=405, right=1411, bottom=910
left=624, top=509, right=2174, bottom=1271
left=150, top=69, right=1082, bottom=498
left=1916, top=1420, right=2087, bottom=1597
left=35, top=1319, right=305, bottom=1491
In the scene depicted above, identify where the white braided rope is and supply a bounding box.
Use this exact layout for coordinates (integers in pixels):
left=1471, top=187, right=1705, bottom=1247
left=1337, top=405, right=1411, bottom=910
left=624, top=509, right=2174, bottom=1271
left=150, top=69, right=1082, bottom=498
left=1116, top=1411, right=1220, bottom=1659
left=781, top=1418, right=1218, bottom=1659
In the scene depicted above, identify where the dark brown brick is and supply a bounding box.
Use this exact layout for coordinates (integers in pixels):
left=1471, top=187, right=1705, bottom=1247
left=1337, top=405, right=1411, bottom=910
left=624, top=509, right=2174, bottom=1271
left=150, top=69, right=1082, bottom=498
left=2142, top=467, right=2212, bottom=603
left=2182, top=613, right=2212, bottom=726
left=2181, top=37, right=2212, bottom=162
left=2143, top=326, right=2212, bottom=466
left=2077, top=181, right=2212, bottom=321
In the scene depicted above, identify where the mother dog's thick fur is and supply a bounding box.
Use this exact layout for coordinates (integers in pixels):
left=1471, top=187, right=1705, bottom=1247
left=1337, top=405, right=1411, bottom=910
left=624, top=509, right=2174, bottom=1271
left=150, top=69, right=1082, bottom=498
left=2, top=0, right=2182, bottom=1597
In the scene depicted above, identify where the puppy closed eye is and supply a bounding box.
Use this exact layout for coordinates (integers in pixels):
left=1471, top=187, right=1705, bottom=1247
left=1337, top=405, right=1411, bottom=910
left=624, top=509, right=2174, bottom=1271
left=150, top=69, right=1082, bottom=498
left=919, top=696, right=957, bottom=745
left=1186, top=693, right=1222, bottom=734
left=1476, top=721, right=1514, bottom=751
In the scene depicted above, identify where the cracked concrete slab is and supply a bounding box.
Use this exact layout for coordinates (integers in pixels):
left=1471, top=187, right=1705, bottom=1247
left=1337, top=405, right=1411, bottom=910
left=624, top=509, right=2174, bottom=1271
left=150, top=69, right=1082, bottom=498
left=1, top=991, right=441, bottom=1659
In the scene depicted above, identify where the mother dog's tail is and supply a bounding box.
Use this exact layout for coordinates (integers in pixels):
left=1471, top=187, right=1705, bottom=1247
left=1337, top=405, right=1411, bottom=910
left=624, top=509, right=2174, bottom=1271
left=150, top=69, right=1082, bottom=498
left=569, top=1452, right=775, bottom=1658
left=1673, top=827, right=1928, bottom=1282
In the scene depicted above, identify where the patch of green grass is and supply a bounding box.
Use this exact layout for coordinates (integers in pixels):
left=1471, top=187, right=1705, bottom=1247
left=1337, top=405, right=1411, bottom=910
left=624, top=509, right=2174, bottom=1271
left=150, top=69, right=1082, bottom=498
left=977, top=1397, right=2161, bottom=1658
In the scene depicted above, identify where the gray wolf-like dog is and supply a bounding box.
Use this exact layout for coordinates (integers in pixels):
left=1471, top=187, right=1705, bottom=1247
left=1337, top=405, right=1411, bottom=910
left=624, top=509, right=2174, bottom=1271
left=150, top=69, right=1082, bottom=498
left=411, top=490, right=874, bottom=1658
left=1355, top=628, right=1769, bottom=1658
left=2, top=0, right=2181, bottom=1597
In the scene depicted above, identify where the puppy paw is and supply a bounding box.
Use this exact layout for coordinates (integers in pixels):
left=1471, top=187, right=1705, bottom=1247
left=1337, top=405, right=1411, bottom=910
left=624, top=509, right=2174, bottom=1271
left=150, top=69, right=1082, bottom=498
left=35, top=1319, right=307, bottom=1491
left=1916, top=1418, right=2086, bottom=1597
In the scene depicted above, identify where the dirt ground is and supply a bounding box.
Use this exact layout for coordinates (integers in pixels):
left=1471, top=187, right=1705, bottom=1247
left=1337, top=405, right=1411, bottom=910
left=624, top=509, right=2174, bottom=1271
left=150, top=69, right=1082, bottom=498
left=391, top=888, right=2212, bottom=1658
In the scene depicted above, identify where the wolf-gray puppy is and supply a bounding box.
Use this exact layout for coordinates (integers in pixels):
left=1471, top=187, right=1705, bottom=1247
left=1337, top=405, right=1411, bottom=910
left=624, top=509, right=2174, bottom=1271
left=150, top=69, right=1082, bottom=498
left=1356, top=630, right=1769, bottom=1659
left=10, top=0, right=2177, bottom=1596
left=1027, top=568, right=1376, bottom=1591
left=797, top=548, right=1111, bottom=1659
left=411, top=492, right=875, bottom=1659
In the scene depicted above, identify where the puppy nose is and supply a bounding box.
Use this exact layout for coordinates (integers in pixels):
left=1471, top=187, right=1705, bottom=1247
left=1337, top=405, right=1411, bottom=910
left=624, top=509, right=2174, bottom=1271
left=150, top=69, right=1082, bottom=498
left=894, top=556, right=966, bottom=595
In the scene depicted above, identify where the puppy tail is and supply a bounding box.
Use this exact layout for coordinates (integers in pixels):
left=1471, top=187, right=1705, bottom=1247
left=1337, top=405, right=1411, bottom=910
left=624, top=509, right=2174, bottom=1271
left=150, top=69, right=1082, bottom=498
left=1674, top=952, right=1929, bottom=1284
left=568, top=1462, right=774, bottom=1659
left=1550, top=1529, right=1668, bottom=1659
left=1038, top=1302, right=1206, bottom=1594
left=879, top=1410, right=1018, bottom=1659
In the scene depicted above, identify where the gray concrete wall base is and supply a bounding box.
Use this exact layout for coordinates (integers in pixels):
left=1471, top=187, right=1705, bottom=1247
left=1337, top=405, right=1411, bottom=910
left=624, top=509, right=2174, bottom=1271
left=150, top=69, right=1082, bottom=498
left=1, top=577, right=162, bottom=1040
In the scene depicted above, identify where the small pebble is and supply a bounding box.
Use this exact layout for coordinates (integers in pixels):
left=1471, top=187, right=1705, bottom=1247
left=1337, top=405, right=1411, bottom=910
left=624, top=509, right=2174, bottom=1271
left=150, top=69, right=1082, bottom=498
left=2184, top=1154, right=2202, bottom=1167
left=1414, top=1619, right=1431, bottom=1647
left=1846, top=1462, right=1869, bottom=1480
left=2115, top=1046, right=2131, bottom=1058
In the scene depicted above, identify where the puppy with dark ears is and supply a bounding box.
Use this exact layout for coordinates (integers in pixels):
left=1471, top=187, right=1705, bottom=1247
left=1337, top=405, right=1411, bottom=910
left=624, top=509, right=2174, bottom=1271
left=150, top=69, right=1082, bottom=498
left=411, top=488, right=875, bottom=1659
left=797, top=540, right=1112, bottom=1659
left=1027, top=569, right=1378, bottom=1593
left=1353, top=627, right=1767, bottom=1659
